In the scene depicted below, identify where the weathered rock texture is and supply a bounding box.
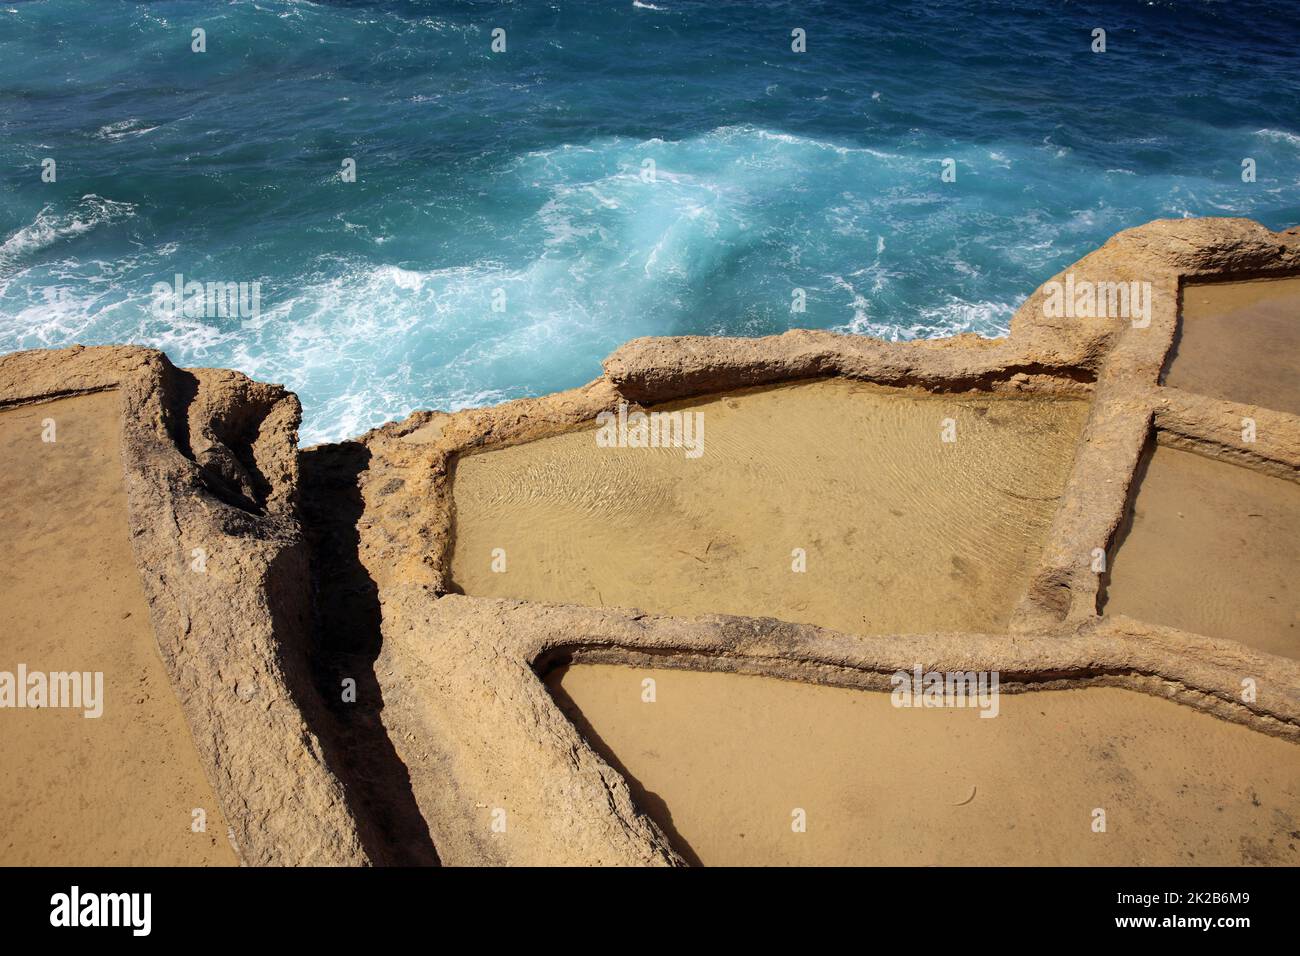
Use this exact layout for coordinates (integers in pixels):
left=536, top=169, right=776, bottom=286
left=3, top=217, right=1298, bottom=867
left=0, top=347, right=368, bottom=865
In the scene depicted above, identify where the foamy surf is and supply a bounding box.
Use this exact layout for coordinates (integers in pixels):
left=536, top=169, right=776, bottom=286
left=0, top=196, right=136, bottom=269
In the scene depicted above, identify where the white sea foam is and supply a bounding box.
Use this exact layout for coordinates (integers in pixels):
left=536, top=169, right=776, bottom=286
left=95, top=119, right=159, bottom=141
left=1255, top=128, right=1300, bottom=148
left=0, top=196, right=136, bottom=268
left=837, top=298, right=1014, bottom=341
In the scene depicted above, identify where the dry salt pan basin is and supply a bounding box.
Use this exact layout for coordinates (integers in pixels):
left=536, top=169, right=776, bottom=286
left=548, top=664, right=1300, bottom=866
left=0, top=393, right=236, bottom=865
left=1104, top=444, right=1300, bottom=660
left=1164, top=276, right=1300, bottom=416
left=451, top=378, right=1088, bottom=634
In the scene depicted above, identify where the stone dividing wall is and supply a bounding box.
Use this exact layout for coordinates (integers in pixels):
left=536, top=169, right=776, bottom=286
left=378, top=594, right=1300, bottom=865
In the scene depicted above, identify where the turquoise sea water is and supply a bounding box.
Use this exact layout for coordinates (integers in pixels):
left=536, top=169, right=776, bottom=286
left=2, top=0, right=1298, bottom=442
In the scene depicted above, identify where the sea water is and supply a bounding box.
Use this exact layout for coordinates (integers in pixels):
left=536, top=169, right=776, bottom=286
left=1, top=0, right=1298, bottom=442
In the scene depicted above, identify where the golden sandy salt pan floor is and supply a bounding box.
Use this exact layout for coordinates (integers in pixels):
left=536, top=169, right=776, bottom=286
left=0, top=393, right=236, bottom=865
left=452, top=379, right=1088, bottom=635
left=548, top=663, right=1300, bottom=866
left=1103, top=445, right=1299, bottom=660
left=1165, top=276, right=1300, bottom=415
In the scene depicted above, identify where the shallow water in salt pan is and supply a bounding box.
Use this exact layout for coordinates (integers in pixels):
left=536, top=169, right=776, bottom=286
left=452, top=378, right=1087, bottom=634
left=1165, top=276, right=1300, bottom=415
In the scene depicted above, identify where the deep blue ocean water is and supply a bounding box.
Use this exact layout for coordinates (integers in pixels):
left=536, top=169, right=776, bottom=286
left=2, top=0, right=1298, bottom=442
